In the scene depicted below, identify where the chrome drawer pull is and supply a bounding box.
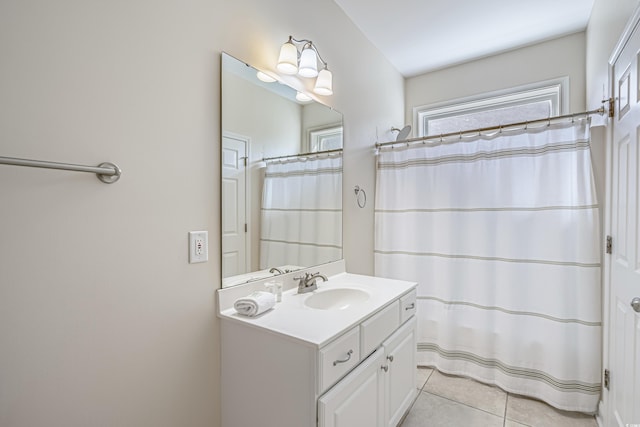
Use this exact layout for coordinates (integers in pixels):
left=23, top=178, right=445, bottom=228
left=381, top=365, right=389, bottom=372
left=387, top=355, right=394, bottom=362
left=405, top=303, right=415, bottom=310
left=333, top=349, right=354, bottom=366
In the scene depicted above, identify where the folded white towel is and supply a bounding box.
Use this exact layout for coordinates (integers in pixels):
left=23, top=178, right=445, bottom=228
left=234, top=291, right=276, bottom=317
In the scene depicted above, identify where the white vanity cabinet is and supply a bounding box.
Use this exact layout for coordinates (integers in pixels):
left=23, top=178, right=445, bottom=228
left=318, top=317, right=417, bottom=427
left=384, top=316, right=418, bottom=427
left=317, top=347, right=386, bottom=427
left=218, top=271, right=417, bottom=427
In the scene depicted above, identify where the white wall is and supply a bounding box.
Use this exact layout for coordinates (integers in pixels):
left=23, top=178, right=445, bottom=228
left=0, top=0, right=403, bottom=426
left=405, top=32, right=587, bottom=123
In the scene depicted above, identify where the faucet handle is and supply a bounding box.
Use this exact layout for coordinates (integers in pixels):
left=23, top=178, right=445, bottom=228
left=293, top=272, right=312, bottom=283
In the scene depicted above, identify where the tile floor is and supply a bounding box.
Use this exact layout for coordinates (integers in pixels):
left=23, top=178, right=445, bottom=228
left=401, top=368, right=598, bottom=427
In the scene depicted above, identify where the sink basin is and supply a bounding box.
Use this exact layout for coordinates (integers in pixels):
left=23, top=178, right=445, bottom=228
left=304, top=288, right=370, bottom=310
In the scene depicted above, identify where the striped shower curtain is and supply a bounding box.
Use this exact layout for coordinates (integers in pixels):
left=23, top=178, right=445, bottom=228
left=260, top=154, right=342, bottom=270
left=374, top=120, right=602, bottom=413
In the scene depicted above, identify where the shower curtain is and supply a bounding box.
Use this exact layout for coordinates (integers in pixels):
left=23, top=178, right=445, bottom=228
left=374, top=120, right=601, bottom=413
left=260, top=154, right=342, bottom=270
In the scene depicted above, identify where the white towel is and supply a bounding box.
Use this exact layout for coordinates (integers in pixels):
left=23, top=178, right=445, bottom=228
left=234, top=291, right=276, bottom=317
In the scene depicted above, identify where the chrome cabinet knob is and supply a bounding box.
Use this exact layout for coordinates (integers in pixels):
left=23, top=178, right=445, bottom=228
left=631, top=297, right=640, bottom=313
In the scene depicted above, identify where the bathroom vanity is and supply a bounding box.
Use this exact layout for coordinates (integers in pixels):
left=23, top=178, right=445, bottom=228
left=217, top=263, right=417, bottom=427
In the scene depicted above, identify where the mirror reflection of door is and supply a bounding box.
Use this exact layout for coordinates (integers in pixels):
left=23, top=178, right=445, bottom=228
left=222, top=133, right=250, bottom=278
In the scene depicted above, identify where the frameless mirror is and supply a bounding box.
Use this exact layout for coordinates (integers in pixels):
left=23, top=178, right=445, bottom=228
left=221, top=52, right=343, bottom=288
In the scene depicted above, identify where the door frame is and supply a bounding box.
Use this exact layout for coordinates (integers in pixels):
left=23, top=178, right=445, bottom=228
left=602, top=5, right=640, bottom=426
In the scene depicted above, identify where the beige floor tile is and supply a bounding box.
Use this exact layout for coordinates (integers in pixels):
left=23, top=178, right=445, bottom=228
left=506, top=394, right=597, bottom=427
left=401, top=391, right=504, bottom=427
left=505, top=420, right=531, bottom=427
left=423, top=370, right=507, bottom=416
left=416, top=367, right=433, bottom=390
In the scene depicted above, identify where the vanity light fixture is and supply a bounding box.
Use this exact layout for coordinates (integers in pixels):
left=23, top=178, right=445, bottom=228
left=277, top=35, right=333, bottom=96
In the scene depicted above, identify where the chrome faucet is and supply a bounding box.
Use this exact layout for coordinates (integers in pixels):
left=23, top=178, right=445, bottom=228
left=294, top=272, right=328, bottom=294
left=269, top=267, right=284, bottom=275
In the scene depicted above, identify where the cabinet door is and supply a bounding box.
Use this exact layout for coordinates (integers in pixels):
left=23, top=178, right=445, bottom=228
left=384, top=317, right=417, bottom=427
left=318, top=347, right=385, bottom=427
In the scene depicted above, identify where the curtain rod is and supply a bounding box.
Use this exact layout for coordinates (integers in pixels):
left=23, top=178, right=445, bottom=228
left=0, top=156, right=122, bottom=183
left=375, top=106, right=607, bottom=149
left=262, top=148, right=342, bottom=162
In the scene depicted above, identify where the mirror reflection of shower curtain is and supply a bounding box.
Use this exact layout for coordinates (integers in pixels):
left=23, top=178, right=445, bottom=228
left=375, top=120, right=601, bottom=413
left=260, top=154, right=342, bottom=270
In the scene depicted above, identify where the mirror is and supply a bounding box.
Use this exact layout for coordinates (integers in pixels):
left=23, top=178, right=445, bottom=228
left=221, top=52, right=343, bottom=288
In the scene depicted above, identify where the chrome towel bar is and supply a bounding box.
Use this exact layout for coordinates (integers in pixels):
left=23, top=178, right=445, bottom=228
left=0, top=156, right=122, bottom=183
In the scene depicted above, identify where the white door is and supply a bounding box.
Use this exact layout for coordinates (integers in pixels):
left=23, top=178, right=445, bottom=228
left=384, top=317, right=417, bottom=427
left=608, top=13, right=640, bottom=427
left=222, top=134, right=248, bottom=278
left=318, top=347, right=385, bottom=427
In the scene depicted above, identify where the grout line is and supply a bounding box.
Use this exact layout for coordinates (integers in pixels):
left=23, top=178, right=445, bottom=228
left=503, top=393, right=535, bottom=427
left=503, top=393, right=509, bottom=427
left=423, top=368, right=508, bottom=420
left=421, top=390, right=505, bottom=420
left=422, top=368, right=434, bottom=390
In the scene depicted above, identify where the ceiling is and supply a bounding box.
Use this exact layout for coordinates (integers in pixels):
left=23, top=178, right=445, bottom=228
left=332, top=0, right=596, bottom=77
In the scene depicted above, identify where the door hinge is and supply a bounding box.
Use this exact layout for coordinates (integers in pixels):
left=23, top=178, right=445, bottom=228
left=606, top=235, right=613, bottom=254
left=607, top=97, right=615, bottom=118
left=604, top=369, right=610, bottom=390
left=244, top=223, right=247, bottom=233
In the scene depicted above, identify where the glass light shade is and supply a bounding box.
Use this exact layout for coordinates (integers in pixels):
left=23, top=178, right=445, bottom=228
left=296, top=91, right=312, bottom=102
left=277, top=41, right=298, bottom=75
left=298, top=45, right=318, bottom=78
left=313, top=68, right=333, bottom=96
left=256, top=71, right=276, bottom=83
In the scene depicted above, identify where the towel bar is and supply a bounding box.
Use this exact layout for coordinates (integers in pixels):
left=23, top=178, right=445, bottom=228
left=0, top=156, right=122, bottom=183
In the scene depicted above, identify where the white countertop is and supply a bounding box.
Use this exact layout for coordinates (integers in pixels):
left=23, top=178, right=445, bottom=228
left=218, top=272, right=416, bottom=348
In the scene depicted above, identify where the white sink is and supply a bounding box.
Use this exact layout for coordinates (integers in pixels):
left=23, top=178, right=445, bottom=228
left=304, top=288, right=370, bottom=310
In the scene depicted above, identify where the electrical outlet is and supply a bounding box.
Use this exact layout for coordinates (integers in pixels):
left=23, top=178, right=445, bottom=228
left=189, top=231, right=208, bottom=263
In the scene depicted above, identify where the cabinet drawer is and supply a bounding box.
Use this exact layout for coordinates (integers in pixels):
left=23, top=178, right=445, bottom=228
left=360, top=300, right=400, bottom=357
left=400, top=290, right=417, bottom=324
left=318, top=326, right=360, bottom=393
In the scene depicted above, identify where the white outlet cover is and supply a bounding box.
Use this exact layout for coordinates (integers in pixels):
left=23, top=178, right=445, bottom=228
left=189, top=231, right=208, bottom=263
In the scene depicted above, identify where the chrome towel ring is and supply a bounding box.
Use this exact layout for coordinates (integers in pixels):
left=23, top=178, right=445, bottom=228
left=354, top=185, right=367, bottom=208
